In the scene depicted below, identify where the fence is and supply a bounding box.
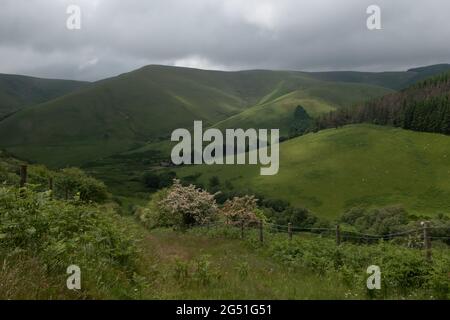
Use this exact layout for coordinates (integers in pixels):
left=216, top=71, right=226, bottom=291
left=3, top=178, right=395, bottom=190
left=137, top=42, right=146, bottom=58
left=19, top=164, right=63, bottom=199
left=205, top=219, right=450, bottom=262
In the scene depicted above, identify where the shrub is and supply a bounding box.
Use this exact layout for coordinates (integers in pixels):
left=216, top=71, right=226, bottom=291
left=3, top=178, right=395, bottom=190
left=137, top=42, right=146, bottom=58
left=158, top=179, right=219, bottom=229
left=341, top=206, right=409, bottom=235
left=221, top=195, right=259, bottom=226
left=0, top=186, right=136, bottom=270
left=0, top=185, right=140, bottom=298
left=135, top=189, right=170, bottom=229
left=55, top=167, right=109, bottom=203
left=143, top=171, right=176, bottom=190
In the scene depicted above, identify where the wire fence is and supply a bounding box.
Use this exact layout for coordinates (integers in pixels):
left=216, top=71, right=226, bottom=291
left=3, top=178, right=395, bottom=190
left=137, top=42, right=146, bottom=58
left=204, top=219, right=450, bottom=262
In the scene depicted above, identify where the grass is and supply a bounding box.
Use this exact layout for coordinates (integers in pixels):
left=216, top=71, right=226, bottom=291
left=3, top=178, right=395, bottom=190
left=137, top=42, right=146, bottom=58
left=137, top=228, right=358, bottom=299
left=175, top=124, right=450, bottom=219
left=125, top=226, right=450, bottom=300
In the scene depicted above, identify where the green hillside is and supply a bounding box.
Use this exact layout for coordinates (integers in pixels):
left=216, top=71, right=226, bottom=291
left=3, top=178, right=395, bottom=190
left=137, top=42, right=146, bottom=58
left=1, top=64, right=449, bottom=168
left=0, top=65, right=392, bottom=167
left=175, top=125, right=450, bottom=218
left=0, top=73, right=88, bottom=119
left=214, top=82, right=392, bottom=135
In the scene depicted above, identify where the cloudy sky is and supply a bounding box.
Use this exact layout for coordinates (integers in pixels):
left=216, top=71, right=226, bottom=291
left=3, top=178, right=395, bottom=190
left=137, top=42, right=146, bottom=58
left=1, top=0, right=450, bottom=81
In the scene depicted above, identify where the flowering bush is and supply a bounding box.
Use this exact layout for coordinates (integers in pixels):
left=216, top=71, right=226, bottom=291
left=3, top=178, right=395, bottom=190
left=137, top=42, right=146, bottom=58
left=159, top=179, right=218, bottom=229
left=221, top=195, right=259, bottom=226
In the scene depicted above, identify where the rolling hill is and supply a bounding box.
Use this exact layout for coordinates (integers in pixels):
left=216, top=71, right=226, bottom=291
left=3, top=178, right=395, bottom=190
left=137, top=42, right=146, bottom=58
left=0, top=63, right=448, bottom=168
left=213, top=81, right=391, bottom=135
left=309, top=63, right=450, bottom=90
left=0, top=73, right=88, bottom=119
left=174, top=124, right=450, bottom=219
left=0, top=65, right=394, bottom=167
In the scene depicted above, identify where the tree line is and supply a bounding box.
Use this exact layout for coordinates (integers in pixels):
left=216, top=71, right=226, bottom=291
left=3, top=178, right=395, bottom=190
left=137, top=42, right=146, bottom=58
left=315, top=72, right=450, bottom=135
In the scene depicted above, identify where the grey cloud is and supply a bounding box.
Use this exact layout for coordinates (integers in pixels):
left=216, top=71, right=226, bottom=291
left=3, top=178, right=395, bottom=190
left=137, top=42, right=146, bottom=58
left=1, top=0, right=450, bottom=80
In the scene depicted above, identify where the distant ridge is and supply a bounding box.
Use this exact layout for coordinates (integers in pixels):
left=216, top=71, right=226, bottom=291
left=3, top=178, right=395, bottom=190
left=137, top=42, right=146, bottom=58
left=0, top=73, right=88, bottom=118
left=0, top=63, right=448, bottom=167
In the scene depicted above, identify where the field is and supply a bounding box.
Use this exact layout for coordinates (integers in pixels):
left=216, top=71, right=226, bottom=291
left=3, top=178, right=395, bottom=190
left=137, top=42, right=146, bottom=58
left=175, top=124, right=450, bottom=218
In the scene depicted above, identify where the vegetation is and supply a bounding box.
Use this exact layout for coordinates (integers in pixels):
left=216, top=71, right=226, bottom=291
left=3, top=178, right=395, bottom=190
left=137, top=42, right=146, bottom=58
left=0, top=73, right=87, bottom=119
left=134, top=179, right=450, bottom=299
left=1, top=64, right=450, bottom=300
left=175, top=124, right=450, bottom=218
left=0, top=184, right=142, bottom=299
left=0, top=65, right=417, bottom=167
left=158, top=179, right=219, bottom=228
left=316, top=72, right=450, bottom=135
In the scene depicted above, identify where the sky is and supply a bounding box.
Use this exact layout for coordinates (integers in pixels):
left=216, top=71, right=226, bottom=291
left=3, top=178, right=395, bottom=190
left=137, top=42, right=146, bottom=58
left=1, top=0, right=450, bottom=81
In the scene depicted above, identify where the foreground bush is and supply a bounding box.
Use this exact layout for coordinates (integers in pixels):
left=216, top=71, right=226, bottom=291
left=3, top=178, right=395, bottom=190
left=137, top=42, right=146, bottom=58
left=55, top=167, right=109, bottom=203
left=0, top=185, right=139, bottom=299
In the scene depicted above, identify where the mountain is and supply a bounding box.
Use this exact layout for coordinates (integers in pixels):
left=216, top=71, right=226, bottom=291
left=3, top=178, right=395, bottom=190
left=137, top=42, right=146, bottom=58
left=175, top=124, right=450, bottom=218
left=0, top=65, right=392, bottom=166
left=0, top=64, right=449, bottom=167
left=309, top=63, right=450, bottom=90
left=0, top=73, right=88, bottom=119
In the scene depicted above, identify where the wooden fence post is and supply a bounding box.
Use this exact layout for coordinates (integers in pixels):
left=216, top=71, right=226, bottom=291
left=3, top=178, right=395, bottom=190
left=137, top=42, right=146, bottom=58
left=240, top=220, right=244, bottom=239
left=20, top=165, right=28, bottom=188
left=259, top=220, right=264, bottom=243
left=48, top=177, right=53, bottom=200
left=288, top=223, right=292, bottom=241
left=336, top=224, right=341, bottom=246
left=422, top=221, right=432, bottom=262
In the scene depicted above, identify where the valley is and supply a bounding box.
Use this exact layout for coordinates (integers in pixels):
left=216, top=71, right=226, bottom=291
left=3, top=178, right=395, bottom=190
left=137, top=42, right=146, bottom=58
left=0, top=64, right=449, bottom=220
left=0, top=64, right=449, bottom=301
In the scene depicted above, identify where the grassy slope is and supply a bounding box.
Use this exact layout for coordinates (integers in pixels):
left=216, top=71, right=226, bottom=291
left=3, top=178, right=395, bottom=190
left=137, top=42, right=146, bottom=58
left=140, top=228, right=353, bottom=299
left=0, top=67, right=303, bottom=166
left=0, top=73, right=88, bottom=118
left=0, top=66, right=393, bottom=167
left=175, top=125, right=450, bottom=219
left=214, top=82, right=392, bottom=135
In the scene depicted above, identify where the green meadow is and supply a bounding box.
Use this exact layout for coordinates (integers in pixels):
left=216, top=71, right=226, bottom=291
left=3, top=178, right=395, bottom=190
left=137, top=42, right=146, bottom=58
left=175, top=124, right=450, bottom=218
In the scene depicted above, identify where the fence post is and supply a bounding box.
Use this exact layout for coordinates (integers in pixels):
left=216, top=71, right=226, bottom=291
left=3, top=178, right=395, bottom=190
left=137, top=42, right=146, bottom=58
left=240, top=220, right=244, bottom=239
left=288, top=223, right=292, bottom=241
left=259, top=220, right=264, bottom=243
left=20, top=165, right=28, bottom=188
left=422, top=221, right=432, bottom=262
left=48, top=177, right=53, bottom=200
left=336, top=224, right=341, bottom=246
